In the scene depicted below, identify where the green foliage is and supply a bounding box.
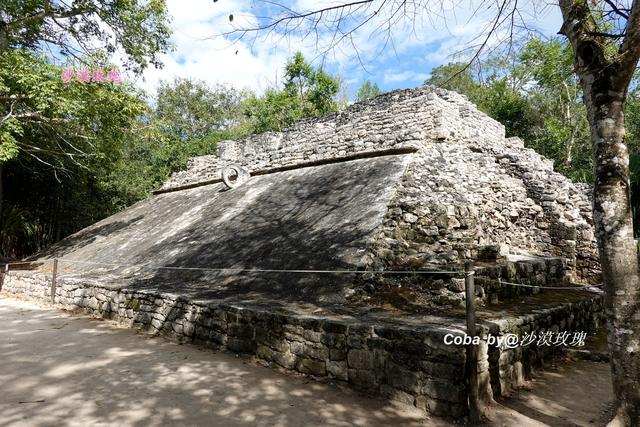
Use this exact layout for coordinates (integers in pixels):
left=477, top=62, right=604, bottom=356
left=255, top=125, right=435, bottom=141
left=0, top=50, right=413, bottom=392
left=428, top=36, right=640, bottom=233
left=245, top=52, right=341, bottom=132
left=625, top=85, right=640, bottom=234
left=0, top=51, right=150, bottom=257
left=0, top=50, right=147, bottom=169
left=356, top=80, right=382, bottom=102
left=426, top=38, right=593, bottom=182
left=0, top=0, right=173, bottom=257
left=0, top=203, right=28, bottom=257
left=0, top=0, right=172, bottom=73
left=154, top=77, right=252, bottom=140
left=244, top=89, right=297, bottom=134
left=427, top=63, right=482, bottom=100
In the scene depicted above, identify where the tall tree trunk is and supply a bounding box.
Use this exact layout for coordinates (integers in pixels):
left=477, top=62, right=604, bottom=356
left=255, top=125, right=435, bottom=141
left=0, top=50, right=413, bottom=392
left=0, top=163, right=3, bottom=219
left=587, top=86, right=640, bottom=426
left=559, top=2, right=640, bottom=424
left=0, top=21, right=7, bottom=52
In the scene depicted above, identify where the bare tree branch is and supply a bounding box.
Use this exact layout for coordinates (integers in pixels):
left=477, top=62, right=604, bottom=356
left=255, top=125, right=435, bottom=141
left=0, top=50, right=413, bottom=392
left=617, top=0, right=640, bottom=86
left=218, top=0, right=375, bottom=39
left=604, top=0, right=630, bottom=19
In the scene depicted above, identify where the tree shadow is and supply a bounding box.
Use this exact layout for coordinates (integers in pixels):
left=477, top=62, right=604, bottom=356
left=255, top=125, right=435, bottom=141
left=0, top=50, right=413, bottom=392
left=32, top=216, right=144, bottom=260
left=0, top=298, right=435, bottom=427
left=493, top=359, right=613, bottom=426
left=41, top=156, right=410, bottom=308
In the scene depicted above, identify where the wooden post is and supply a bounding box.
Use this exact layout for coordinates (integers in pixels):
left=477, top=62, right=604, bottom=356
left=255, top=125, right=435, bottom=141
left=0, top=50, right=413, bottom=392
left=0, top=263, right=7, bottom=292
left=51, top=259, right=58, bottom=304
left=465, top=260, right=480, bottom=423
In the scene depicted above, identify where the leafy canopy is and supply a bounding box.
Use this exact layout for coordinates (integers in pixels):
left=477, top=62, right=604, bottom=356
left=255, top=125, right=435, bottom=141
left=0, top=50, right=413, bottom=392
left=0, top=0, right=172, bottom=73
left=0, top=49, right=147, bottom=171
left=356, top=80, right=381, bottom=102
left=245, top=52, right=340, bottom=133
left=154, top=77, right=251, bottom=141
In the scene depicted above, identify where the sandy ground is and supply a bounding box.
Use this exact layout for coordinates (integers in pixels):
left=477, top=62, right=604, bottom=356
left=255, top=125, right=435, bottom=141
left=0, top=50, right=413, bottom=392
left=0, top=296, right=614, bottom=427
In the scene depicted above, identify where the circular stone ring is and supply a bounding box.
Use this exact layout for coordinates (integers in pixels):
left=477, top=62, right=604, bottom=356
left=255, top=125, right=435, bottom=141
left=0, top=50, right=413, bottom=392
left=222, top=164, right=250, bottom=189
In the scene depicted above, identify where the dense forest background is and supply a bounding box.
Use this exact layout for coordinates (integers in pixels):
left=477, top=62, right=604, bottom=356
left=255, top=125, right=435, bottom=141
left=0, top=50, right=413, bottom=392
left=1, top=33, right=639, bottom=259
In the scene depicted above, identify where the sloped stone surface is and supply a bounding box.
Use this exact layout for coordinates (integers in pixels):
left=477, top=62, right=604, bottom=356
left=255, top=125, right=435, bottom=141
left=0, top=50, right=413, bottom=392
left=37, top=154, right=412, bottom=303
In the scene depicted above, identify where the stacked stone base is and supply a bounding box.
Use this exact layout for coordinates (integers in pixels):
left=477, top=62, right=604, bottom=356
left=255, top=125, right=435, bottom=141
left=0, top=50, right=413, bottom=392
left=481, top=296, right=605, bottom=395
left=1, top=271, right=604, bottom=419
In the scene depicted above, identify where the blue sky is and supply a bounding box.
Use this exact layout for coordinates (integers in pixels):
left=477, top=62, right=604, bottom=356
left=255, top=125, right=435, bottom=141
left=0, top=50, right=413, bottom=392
left=135, top=0, right=563, bottom=100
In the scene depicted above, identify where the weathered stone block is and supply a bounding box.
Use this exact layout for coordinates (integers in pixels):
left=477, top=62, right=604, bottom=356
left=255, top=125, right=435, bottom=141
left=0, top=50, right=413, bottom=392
left=295, top=357, right=325, bottom=376
left=422, top=379, right=465, bottom=403
left=271, top=351, right=296, bottom=370
left=321, top=320, right=348, bottom=334
left=228, top=322, right=254, bottom=339
left=327, top=360, right=348, bottom=381
left=304, top=343, right=329, bottom=360
left=346, top=334, right=364, bottom=349
left=379, top=384, right=415, bottom=405
left=182, top=321, right=195, bottom=337
left=330, top=348, right=347, bottom=361
left=227, top=338, right=256, bottom=354
left=347, top=349, right=374, bottom=370
left=255, top=327, right=289, bottom=352
left=387, top=362, right=422, bottom=394
left=290, top=341, right=304, bottom=355
left=302, top=329, right=322, bottom=343
left=320, top=333, right=345, bottom=349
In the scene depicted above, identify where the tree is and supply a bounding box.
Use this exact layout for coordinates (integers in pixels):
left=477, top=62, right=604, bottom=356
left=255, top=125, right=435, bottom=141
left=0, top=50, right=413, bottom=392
left=0, top=0, right=172, bottom=217
left=154, top=77, right=252, bottom=141
left=427, top=62, right=482, bottom=99
left=0, top=52, right=148, bottom=256
left=558, top=3, right=640, bottom=423
left=0, top=0, right=172, bottom=255
left=282, top=52, right=340, bottom=118
left=520, top=38, right=592, bottom=177
left=0, top=0, right=171, bottom=72
left=220, top=1, right=640, bottom=423
left=356, top=79, right=381, bottom=101
left=245, top=52, right=341, bottom=132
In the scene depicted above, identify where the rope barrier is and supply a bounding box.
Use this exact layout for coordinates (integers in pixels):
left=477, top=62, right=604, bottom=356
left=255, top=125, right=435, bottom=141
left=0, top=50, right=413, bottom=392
left=475, top=276, right=601, bottom=290
left=1, top=260, right=52, bottom=266
left=0, top=259, right=603, bottom=292
left=1, top=258, right=464, bottom=275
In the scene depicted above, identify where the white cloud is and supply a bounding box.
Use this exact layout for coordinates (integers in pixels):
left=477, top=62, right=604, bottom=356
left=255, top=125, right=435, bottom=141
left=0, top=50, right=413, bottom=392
left=383, top=70, right=430, bottom=85
left=130, top=0, right=564, bottom=97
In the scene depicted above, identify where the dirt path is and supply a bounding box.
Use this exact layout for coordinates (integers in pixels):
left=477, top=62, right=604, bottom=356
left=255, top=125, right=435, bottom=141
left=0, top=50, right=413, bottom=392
left=0, top=296, right=614, bottom=426
left=486, top=359, right=613, bottom=426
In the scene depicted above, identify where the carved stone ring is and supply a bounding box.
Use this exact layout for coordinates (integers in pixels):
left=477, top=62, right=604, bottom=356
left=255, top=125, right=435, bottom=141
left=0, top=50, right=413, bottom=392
left=222, top=164, right=250, bottom=189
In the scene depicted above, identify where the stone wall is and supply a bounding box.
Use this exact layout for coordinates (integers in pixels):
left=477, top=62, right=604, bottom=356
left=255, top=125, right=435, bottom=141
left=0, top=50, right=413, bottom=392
left=362, top=137, right=599, bottom=283
left=1, top=271, right=604, bottom=418
left=1, top=271, right=469, bottom=418
left=481, top=295, right=604, bottom=395
left=158, top=86, right=600, bottom=283
left=160, top=87, right=488, bottom=191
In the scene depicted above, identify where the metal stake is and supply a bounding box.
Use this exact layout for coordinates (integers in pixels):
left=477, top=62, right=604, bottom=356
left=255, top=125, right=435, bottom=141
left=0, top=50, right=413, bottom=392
left=51, top=259, right=58, bottom=304
left=465, top=260, right=480, bottom=423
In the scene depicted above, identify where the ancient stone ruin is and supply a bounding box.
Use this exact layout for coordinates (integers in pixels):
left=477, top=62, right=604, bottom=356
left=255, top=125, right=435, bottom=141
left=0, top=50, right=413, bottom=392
left=1, top=86, right=604, bottom=418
